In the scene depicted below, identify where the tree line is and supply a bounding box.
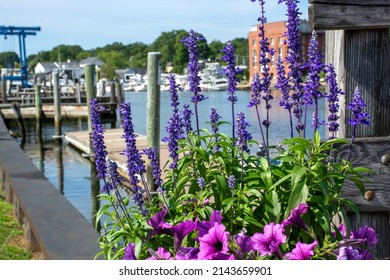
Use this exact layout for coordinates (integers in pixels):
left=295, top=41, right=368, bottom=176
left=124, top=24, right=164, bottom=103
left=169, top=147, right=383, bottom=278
left=0, top=30, right=249, bottom=80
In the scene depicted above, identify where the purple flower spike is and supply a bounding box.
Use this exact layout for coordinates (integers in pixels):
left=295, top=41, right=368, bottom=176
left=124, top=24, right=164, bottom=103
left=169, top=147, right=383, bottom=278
left=284, top=240, right=318, bottom=260
left=143, top=147, right=164, bottom=193
left=250, top=222, right=287, bottom=258
left=235, top=112, right=253, bottom=154
left=282, top=203, right=309, bottom=231
left=162, top=75, right=182, bottom=170
left=227, top=175, right=236, bottom=189
left=181, top=103, right=193, bottom=136
left=90, top=98, right=108, bottom=180
left=181, top=30, right=206, bottom=133
left=198, top=223, right=230, bottom=260
left=347, top=87, right=371, bottom=127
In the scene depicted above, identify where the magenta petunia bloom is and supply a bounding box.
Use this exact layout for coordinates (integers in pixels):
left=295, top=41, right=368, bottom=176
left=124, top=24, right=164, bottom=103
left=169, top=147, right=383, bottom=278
left=172, top=220, right=197, bottom=251
left=197, top=210, right=223, bottom=238
left=281, top=203, right=309, bottom=231
left=333, top=224, right=347, bottom=238
left=175, top=247, right=199, bottom=260
left=284, top=240, right=318, bottom=260
left=123, top=243, right=137, bottom=260
left=198, top=223, right=230, bottom=260
left=250, top=222, right=286, bottom=258
left=234, top=231, right=253, bottom=259
left=147, top=247, right=173, bottom=260
left=337, top=246, right=363, bottom=260
left=147, top=207, right=173, bottom=236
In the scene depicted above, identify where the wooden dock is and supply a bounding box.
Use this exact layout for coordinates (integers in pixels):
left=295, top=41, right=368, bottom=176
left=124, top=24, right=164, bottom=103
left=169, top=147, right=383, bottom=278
left=64, top=128, right=170, bottom=179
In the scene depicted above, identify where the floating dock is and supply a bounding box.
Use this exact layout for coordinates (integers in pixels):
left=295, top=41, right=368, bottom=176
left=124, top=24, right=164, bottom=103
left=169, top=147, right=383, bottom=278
left=64, top=128, right=170, bottom=179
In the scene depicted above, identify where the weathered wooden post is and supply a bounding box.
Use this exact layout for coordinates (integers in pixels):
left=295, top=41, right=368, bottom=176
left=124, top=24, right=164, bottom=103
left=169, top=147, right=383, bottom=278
left=35, top=84, right=43, bottom=148
left=310, top=0, right=390, bottom=258
left=115, top=78, right=123, bottom=104
left=52, top=71, right=62, bottom=141
left=85, top=64, right=96, bottom=134
left=146, top=52, right=161, bottom=192
left=1, top=73, right=7, bottom=103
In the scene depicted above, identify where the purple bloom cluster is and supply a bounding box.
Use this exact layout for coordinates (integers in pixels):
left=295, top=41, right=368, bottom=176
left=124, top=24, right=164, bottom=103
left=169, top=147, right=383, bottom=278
left=279, top=0, right=304, bottom=134
left=347, top=87, right=371, bottom=127
left=90, top=98, right=108, bottom=180
left=104, top=159, right=125, bottom=193
left=227, top=175, right=236, bottom=189
left=221, top=41, right=240, bottom=104
left=135, top=204, right=320, bottom=260
left=334, top=225, right=378, bottom=260
left=120, top=101, right=148, bottom=214
left=162, top=75, right=182, bottom=170
left=143, top=147, right=163, bottom=193
left=324, top=64, right=345, bottom=138
left=209, top=108, right=221, bottom=135
left=181, top=30, right=206, bottom=133
left=235, top=112, right=253, bottom=154
left=181, top=103, right=193, bottom=135
left=303, top=31, right=324, bottom=132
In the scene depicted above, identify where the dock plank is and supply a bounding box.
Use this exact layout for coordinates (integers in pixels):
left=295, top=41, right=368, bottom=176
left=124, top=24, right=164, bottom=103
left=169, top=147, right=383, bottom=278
left=64, top=128, right=170, bottom=179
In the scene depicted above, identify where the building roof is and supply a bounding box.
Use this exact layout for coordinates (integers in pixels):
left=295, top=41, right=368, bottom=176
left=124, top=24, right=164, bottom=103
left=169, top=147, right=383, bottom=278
left=79, top=56, right=104, bottom=67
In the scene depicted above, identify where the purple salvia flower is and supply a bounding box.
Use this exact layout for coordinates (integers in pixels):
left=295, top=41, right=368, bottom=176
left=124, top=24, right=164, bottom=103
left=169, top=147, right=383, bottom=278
left=275, top=55, right=294, bottom=138
left=249, top=72, right=267, bottom=157
left=284, top=240, right=318, bottom=260
left=210, top=108, right=221, bottom=135
left=221, top=41, right=240, bottom=138
left=143, top=147, right=164, bottom=193
left=227, top=175, right=236, bottom=189
left=279, top=0, right=304, bottom=135
left=162, top=75, right=182, bottom=170
left=181, top=30, right=206, bottom=134
left=235, top=112, right=253, bottom=154
left=346, top=87, right=371, bottom=161
left=103, top=159, right=125, bottom=193
left=209, top=108, right=221, bottom=153
left=197, top=177, right=206, bottom=189
left=250, top=222, right=287, bottom=259
left=90, top=98, right=108, bottom=180
left=324, top=64, right=345, bottom=139
left=181, top=103, right=193, bottom=136
left=303, top=30, right=324, bottom=134
left=120, top=101, right=148, bottom=214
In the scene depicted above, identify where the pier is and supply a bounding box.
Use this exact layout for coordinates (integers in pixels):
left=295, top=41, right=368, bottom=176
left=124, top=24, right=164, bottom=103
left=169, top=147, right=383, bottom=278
left=64, top=128, right=170, bottom=180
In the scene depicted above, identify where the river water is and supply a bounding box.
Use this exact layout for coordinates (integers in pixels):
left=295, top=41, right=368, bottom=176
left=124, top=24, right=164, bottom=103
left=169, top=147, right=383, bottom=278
left=11, top=90, right=326, bottom=224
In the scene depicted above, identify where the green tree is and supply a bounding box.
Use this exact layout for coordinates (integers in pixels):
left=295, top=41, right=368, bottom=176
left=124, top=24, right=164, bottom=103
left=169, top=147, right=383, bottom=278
left=0, top=52, right=19, bottom=68
left=49, top=45, right=84, bottom=62
left=208, top=40, right=224, bottom=61
left=127, top=42, right=149, bottom=68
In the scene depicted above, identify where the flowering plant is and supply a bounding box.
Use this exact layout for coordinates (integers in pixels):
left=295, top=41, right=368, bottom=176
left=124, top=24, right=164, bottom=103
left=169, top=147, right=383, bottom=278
left=91, top=0, right=376, bottom=260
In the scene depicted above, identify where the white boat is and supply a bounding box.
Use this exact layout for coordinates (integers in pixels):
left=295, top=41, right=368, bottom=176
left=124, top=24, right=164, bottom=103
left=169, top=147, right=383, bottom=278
left=207, top=78, right=228, bottom=91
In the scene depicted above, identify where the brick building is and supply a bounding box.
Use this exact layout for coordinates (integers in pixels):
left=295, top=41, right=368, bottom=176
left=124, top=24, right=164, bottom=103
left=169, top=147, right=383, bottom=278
left=248, top=20, right=325, bottom=82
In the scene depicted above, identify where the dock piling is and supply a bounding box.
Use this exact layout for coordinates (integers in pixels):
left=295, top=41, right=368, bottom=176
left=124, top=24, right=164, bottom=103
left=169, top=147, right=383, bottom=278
left=146, top=52, right=161, bottom=192
left=53, top=72, right=62, bottom=141
left=85, top=64, right=96, bottom=134
left=1, top=73, right=7, bottom=104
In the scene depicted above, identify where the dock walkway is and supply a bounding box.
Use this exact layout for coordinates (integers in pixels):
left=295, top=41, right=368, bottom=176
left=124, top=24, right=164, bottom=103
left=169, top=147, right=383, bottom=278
left=64, top=129, right=170, bottom=179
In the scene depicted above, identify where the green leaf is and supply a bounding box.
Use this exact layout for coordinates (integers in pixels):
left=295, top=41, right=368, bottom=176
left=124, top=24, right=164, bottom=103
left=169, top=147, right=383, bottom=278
left=291, top=165, right=307, bottom=189
left=265, top=190, right=281, bottom=222
left=259, top=157, right=269, bottom=171
left=285, top=181, right=309, bottom=219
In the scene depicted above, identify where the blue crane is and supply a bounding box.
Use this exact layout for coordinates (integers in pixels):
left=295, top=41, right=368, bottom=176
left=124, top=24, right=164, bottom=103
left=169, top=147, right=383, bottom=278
left=0, top=25, right=41, bottom=88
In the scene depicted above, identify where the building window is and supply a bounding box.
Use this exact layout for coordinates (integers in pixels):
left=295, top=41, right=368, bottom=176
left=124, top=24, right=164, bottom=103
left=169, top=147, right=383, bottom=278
left=252, top=49, right=257, bottom=67
left=270, top=37, right=274, bottom=45
left=271, top=54, right=275, bottom=66
left=279, top=36, right=283, bottom=44
left=252, top=39, right=257, bottom=46
left=278, top=47, right=283, bottom=58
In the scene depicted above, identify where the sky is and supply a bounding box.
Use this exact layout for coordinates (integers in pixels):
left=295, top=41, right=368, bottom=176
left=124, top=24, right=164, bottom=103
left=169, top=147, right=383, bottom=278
left=0, top=0, right=308, bottom=56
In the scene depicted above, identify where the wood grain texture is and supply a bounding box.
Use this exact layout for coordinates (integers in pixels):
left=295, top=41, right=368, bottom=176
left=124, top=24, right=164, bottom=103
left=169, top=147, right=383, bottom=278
left=309, top=0, right=390, bottom=5
left=309, top=3, right=390, bottom=30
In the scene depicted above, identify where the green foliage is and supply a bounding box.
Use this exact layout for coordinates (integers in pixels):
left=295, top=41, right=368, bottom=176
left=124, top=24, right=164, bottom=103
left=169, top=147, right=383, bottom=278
left=0, top=51, right=19, bottom=68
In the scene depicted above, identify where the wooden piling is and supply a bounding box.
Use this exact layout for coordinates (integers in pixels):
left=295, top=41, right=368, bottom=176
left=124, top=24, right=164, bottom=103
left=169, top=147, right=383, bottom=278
left=11, top=102, right=26, bottom=138
left=115, top=78, right=123, bottom=104
left=35, top=85, right=42, bottom=121
left=52, top=72, right=62, bottom=140
left=146, top=52, right=161, bottom=191
left=1, top=73, right=7, bottom=104
left=85, top=64, right=96, bottom=134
